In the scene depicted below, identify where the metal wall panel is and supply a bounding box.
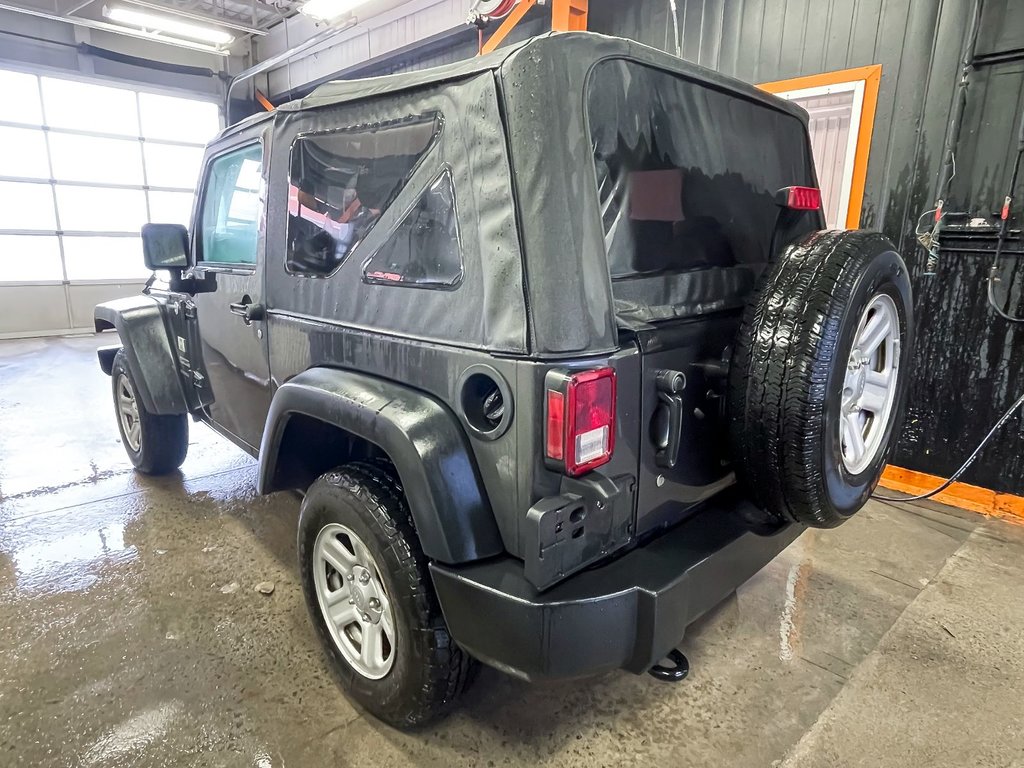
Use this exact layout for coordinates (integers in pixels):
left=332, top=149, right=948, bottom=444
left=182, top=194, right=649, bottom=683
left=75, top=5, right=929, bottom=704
left=589, top=0, right=1024, bottom=494
left=0, top=9, right=227, bottom=98
left=259, top=0, right=473, bottom=98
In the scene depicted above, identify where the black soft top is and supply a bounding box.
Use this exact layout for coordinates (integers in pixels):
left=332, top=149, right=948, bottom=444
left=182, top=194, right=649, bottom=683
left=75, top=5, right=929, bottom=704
left=222, top=33, right=813, bottom=357
left=278, top=31, right=806, bottom=123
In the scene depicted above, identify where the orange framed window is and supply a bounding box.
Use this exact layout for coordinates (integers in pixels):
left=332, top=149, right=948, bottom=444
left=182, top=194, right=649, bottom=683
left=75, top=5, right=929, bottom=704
left=760, top=65, right=881, bottom=229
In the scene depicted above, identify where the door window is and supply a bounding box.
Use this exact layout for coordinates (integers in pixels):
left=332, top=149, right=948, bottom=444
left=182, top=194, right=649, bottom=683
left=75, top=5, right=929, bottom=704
left=199, top=144, right=262, bottom=265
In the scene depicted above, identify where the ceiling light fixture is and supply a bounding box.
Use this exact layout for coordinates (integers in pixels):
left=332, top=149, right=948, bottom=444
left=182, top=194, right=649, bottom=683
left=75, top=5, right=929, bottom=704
left=103, top=6, right=235, bottom=46
left=298, top=0, right=370, bottom=24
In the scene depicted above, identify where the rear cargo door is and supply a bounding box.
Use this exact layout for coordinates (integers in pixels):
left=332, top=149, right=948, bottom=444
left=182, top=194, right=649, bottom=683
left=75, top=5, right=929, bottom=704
left=632, top=319, right=737, bottom=533
left=585, top=58, right=820, bottom=536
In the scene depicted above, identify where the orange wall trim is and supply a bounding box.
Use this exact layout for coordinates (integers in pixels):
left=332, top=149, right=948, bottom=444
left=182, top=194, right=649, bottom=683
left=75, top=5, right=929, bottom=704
left=759, top=64, right=882, bottom=229
left=880, top=465, right=1024, bottom=523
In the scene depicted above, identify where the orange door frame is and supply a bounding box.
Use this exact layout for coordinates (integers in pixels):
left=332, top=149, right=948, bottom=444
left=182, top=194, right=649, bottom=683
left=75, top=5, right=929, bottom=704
left=759, top=65, right=882, bottom=230
left=480, top=0, right=587, bottom=56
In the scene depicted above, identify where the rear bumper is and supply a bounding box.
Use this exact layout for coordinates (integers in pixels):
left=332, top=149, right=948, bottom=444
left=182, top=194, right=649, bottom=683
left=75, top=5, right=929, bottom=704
left=430, top=489, right=802, bottom=681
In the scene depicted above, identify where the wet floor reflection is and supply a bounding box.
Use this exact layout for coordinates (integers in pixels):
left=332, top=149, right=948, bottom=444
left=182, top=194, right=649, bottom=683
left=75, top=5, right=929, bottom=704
left=12, top=521, right=135, bottom=594
left=778, top=535, right=814, bottom=663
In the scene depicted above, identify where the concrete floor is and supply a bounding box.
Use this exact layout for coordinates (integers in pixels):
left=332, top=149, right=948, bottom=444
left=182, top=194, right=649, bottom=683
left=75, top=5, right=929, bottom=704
left=1, top=334, right=1023, bottom=768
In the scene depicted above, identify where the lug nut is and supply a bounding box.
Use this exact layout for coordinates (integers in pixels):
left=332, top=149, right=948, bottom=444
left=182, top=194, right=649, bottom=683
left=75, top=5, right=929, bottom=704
left=369, top=598, right=381, bottom=610
left=358, top=572, right=370, bottom=585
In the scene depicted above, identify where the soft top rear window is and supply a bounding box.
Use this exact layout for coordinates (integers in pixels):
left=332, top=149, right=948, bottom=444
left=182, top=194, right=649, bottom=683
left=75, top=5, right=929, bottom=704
left=587, top=59, right=816, bottom=325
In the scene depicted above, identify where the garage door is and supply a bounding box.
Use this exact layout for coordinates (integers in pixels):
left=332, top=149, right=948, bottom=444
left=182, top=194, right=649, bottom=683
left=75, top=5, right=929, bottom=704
left=0, top=68, right=220, bottom=338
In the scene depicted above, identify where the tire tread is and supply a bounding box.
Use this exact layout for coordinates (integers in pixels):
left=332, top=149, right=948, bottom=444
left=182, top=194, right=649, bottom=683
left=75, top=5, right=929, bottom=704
left=728, top=230, right=907, bottom=527
left=305, top=462, right=476, bottom=728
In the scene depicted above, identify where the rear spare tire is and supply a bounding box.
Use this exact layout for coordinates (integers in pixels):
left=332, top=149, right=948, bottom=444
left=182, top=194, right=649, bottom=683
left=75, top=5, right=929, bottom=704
left=728, top=230, right=913, bottom=527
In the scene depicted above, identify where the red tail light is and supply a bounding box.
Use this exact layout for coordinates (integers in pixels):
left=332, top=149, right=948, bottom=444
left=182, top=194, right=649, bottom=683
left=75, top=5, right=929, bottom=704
left=780, top=185, right=821, bottom=211
left=545, top=390, right=565, bottom=461
left=544, top=367, right=616, bottom=476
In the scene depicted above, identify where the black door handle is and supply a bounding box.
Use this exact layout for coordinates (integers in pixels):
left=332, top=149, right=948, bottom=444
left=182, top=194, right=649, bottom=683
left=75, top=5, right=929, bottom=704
left=228, top=297, right=264, bottom=326
left=654, top=370, right=686, bottom=469
left=655, top=391, right=684, bottom=469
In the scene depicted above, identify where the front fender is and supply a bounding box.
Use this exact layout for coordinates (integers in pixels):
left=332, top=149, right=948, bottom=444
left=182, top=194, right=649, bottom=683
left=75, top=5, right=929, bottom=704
left=94, top=296, right=188, bottom=416
left=257, top=367, right=504, bottom=565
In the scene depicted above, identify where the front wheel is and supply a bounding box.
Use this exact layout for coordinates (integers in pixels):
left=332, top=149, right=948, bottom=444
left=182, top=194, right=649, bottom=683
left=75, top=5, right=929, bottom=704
left=297, top=462, right=476, bottom=728
left=111, top=349, right=188, bottom=475
left=728, top=230, right=914, bottom=528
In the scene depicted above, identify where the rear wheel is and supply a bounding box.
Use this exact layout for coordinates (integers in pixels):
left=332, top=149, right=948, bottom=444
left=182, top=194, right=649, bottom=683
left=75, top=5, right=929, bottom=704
left=111, top=349, right=188, bottom=475
left=728, top=230, right=913, bottom=527
left=298, top=462, right=476, bottom=728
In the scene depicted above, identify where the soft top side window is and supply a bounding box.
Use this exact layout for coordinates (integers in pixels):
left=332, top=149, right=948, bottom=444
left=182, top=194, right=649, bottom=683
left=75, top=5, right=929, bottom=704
left=198, top=143, right=262, bottom=265
left=362, top=168, right=463, bottom=290
left=286, top=113, right=442, bottom=277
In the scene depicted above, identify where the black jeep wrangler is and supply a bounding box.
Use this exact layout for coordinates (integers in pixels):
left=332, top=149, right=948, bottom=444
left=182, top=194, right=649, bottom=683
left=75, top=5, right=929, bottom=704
left=95, top=32, right=912, bottom=728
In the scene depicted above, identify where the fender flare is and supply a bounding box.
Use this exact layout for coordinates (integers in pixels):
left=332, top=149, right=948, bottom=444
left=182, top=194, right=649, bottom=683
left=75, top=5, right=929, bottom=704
left=94, top=296, right=188, bottom=416
left=257, top=367, right=504, bottom=565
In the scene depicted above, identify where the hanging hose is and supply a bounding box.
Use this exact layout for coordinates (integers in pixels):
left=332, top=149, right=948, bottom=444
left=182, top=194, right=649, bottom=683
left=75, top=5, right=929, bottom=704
left=986, top=97, right=1024, bottom=322
left=874, top=389, right=1024, bottom=502
left=918, top=0, right=982, bottom=276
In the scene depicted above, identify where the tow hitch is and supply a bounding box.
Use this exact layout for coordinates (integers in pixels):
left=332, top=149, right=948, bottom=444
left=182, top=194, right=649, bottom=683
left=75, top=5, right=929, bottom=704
left=648, top=648, right=690, bottom=682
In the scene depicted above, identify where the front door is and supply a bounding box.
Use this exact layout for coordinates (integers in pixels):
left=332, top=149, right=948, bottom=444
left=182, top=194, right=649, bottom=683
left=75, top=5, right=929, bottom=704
left=191, top=141, right=271, bottom=451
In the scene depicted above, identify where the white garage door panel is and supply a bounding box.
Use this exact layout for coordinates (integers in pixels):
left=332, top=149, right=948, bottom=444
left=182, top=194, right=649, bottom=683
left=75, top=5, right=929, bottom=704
left=62, top=237, right=149, bottom=281
left=0, top=182, right=57, bottom=230
left=0, top=235, right=63, bottom=282
left=138, top=92, right=219, bottom=143
left=68, top=282, right=148, bottom=329
left=0, top=285, right=69, bottom=336
left=48, top=133, right=146, bottom=186
left=40, top=77, right=140, bottom=136
left=55, top=187, right=149, bottom=233
left=0, top=126, right=49, bottom=178
left=0, top=70, right=43, bottom=124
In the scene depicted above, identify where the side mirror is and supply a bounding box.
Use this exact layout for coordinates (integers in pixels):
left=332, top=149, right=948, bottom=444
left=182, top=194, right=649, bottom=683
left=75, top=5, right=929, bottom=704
left=141, top=223, right=191, bottom=271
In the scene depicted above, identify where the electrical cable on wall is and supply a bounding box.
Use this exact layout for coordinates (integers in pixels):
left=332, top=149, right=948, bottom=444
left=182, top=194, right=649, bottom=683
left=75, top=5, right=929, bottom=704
left=875, top=390, right=1024, bottom=502
left=917, top=154, right=955, bottom=275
